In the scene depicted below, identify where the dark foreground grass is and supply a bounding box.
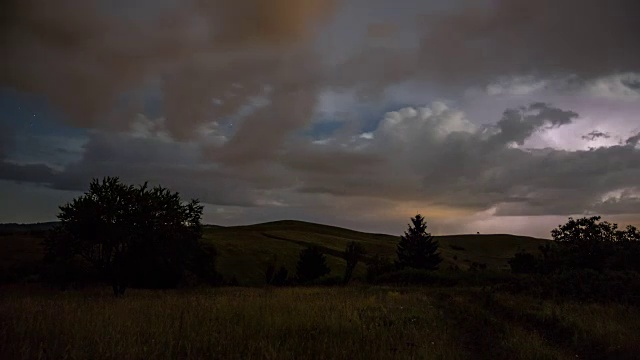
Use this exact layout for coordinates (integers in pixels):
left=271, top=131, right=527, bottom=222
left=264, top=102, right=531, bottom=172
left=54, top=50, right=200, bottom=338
left=1, top=286, right=638, bottom=360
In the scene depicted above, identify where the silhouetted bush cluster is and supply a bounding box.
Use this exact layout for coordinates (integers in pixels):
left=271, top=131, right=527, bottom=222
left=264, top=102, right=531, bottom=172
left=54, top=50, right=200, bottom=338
left=295, top=246, right=330, bottom=283
left=369, top=268, right=516, bottom=287
left=43, top=177, right=219, bottom=295
left=507, top=216, right=640, bottom=303
left=510, top=216, right=640, bottom=275
left=265, top=255, right=290, bottom=286
left=500, top=270, right=640, bottom=304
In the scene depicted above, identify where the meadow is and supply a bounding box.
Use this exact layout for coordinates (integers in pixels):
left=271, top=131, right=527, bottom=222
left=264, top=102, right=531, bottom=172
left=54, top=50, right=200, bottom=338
left=2, top=221, right=638, bottom=359
left=1, top=285, right=639, bottom=359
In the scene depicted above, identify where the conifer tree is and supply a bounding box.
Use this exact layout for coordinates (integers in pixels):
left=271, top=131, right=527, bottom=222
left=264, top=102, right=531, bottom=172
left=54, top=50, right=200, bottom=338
left=395, top=214, right=442, bottom=270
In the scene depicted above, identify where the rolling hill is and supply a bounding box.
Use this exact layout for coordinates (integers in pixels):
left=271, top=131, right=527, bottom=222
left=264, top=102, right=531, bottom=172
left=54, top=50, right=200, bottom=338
left=0, top=220, right=549, bottom=285
left=204, top=220, right=548, bottom=285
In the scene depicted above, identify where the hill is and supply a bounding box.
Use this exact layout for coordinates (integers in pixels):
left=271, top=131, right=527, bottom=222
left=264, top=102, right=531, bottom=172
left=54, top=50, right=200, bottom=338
left=202, top=220, right=548, bottom=285
left=0, top=220, right=548, bottom=285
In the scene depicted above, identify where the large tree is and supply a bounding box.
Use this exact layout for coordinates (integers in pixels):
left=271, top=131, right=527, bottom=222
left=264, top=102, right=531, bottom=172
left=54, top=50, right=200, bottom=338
left=395, top=214, right=442, bottom=270
left=44, top=177, right=216, bottom=296
left=548, top=216, right=640, bottom=272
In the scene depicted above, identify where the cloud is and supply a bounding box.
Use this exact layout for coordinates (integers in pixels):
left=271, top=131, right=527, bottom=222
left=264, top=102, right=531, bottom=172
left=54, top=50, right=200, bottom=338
left=491, top=103, right=578, bottom=145
left=627, top=133, right=640, bottom=147
left=2, top=101, right=639, bottom=233
left=417, top=0, right=640, bottom=84
left=582, top=130, right=611, bottom=141
left=285, top=102, right=640, bottom=218
left=0, top=161, right=57, bottom=185
left=0, top=0, right=339, bottom=153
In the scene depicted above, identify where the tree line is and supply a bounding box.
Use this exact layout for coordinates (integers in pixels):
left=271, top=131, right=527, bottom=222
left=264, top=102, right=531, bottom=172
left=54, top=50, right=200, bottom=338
left=43, top=177, right=443, bottom=295
left=43, top=177, right=640, bottom=303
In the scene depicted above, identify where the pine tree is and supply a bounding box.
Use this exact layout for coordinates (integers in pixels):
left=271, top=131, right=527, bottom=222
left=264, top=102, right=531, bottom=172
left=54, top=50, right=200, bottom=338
left=395, top=214, right=442, bottom=270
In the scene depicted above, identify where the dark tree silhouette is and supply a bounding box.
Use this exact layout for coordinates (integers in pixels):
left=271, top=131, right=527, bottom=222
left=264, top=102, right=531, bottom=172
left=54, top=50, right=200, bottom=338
left=44, top=177, right=216, bottom=296
left=296, top=246, right=330, bottom=283
left=509, top=216, right=640, bottom=275
left=550, top=216, right=640, bottom=272
left=342, top=241, right=365, bottom=284
left=395, top=214, right=442, bottom=270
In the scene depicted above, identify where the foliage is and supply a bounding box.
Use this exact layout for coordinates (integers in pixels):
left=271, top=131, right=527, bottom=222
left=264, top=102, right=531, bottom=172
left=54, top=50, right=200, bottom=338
left=342, top=241, right=365, bottom=284
left=265, top=255, right=289, bottom=286
left=43, top=177, right=216, bottom=295
left=395, top=214, right=442, bottom=270
left=500, top=270, right=640, bottom=304
left=507, top=216, right=640, bottom=303
left=508, top=251, right=539, bottom=274
left=295, top=246, right=330, bottom=283
left=366, top=254, right=395, bottom=282
left=509, top=216, right=640, bottom=275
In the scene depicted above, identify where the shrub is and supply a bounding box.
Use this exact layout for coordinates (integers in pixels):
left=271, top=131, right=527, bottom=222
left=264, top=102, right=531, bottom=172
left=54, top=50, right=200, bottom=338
left=296, top=246, right=330, bottom=283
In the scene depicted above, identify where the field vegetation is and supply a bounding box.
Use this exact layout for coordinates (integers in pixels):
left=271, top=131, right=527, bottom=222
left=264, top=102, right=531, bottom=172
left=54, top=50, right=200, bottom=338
left=2, top=178, right=639, bottom=359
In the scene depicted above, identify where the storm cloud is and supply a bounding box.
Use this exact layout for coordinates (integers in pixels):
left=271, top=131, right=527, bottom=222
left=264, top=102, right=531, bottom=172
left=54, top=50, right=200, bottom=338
left=1, top=0, right=639, bottom=236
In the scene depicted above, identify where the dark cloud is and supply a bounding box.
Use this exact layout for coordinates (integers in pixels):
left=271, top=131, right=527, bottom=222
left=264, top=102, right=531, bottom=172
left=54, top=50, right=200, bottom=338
left=0, top=161, right=57, bottom=185
left=491, top=103, right=578, bottom=145
left=1, top=101, right=639, bottom=232
left=627, top=132, right=640, bottom=147
left=276, top=103, right=640, bottom=218
left=417, top=0, right=640, bottom=84
left=582, top=130, right=612, bottom=141
left=0, top=0, right=339, bottom=147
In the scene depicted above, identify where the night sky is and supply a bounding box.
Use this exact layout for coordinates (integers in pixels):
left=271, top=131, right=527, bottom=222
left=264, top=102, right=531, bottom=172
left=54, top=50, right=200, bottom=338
left=1, top=0, right=639, bottom=237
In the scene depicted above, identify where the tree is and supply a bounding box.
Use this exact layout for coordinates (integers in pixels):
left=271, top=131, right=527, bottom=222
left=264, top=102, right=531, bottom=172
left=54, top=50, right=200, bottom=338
left=551, top=216, right=620, bottom=243
left=550, top=216, right=640, bottom=272
left=296, top=246, right=330, bottom=283
left=343, top=241, right=365, bottom=284
left=395, top=214, right=442, bottom=270
left=44, top=177, right=216, bottom=296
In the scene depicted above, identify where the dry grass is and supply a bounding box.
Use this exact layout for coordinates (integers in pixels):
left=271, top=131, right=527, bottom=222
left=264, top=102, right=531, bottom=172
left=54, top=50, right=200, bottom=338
left=2, top=286, right=638, bottom=359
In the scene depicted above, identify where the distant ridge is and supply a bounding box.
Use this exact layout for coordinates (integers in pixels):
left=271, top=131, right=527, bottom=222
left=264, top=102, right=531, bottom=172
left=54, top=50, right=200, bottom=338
left=0, top=222, right=59, bottom=234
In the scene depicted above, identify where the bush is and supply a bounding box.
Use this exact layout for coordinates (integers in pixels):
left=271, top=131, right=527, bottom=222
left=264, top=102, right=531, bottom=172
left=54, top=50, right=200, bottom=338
left=508, top=252, right=539, bottom=274
left=370, top=268, right=516, bottom=287
left=499, top=270, right=640, bottom=304
left=296, top=246, right=330, bottom=283
left=366, top=255, right=395, bottom=282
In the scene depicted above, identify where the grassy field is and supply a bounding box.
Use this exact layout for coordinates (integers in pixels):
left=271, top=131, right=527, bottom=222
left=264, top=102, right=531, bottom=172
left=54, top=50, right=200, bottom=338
left=1, top=222, right=636, bottom=359
left=1, top=220, right=548, bottom=286
left=1, top=285, right=638, bottom=359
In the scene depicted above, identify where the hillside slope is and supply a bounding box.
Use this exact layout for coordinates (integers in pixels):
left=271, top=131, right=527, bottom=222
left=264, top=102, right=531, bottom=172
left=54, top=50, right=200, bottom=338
left=0, top=220, right=548, bottom=285
left=203, top=220, right=548, bottom=285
